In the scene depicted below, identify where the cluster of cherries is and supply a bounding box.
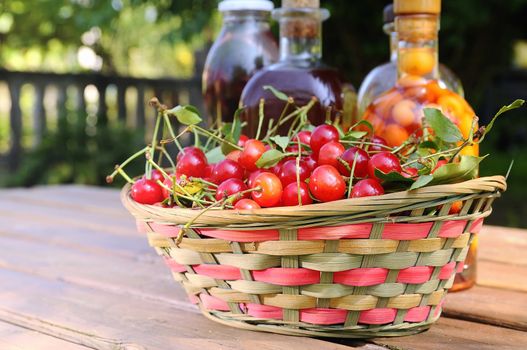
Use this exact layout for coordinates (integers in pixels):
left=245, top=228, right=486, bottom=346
left=130, top=123, right=438, bottom=210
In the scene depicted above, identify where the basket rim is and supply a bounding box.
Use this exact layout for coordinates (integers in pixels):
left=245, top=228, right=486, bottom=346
left=121, top=175, right=506, bottom=228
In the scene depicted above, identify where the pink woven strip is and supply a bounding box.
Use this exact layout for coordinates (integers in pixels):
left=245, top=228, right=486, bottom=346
left=333, top=268, right=389, bottom=286
left=438, top=262, right=456, bottom=279
left=299, top=308, right=348, bottom=325
left=252, top=268, right=320, bottom=286
left=438, top=220, right=467, bottom=238
left=456, top=262, right=465, bottom=273
left=163, top=257, right=187, bottom=273
left=396, top=266, right=434, bottom=284
left=404, top=306, right=431, bottom=322
left=188, top=294, right=200, bottom=304
left=246, top=304, right=283, bottom=319
left=136, top=220, right=147, bottom=233
left=193, top=264, right=242, bottom=280
left=470, top=218, right=484, bottom=233
left=147, top=222, right=181, bottom=237
left=382, top=222, right=433, bottom=240
left=200, top=293, right=230, bottom=311
left=434, top=299, right=445, bottom=318
left=297, top=224, right=372, bottom=240
left=198, top=228, right=279, bottom=242
left=359, top=308, right=398, bottom=324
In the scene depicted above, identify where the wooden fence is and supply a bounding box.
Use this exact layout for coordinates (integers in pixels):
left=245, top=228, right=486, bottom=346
left=0, top=69, right=203, bottom=171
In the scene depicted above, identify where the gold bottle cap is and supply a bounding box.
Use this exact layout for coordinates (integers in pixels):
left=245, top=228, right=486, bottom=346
left=394, top=0, right=441, bottom=15
left=282, top=0, right=320, bottom=8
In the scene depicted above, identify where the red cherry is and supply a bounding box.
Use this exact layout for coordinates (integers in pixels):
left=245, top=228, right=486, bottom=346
left=337, top=147, right=370, bottom=177
left=146, top=169, right=165, bottom=183
left=161, top=176, right=173, bottom=199
left=403, top=167, right=419, bottom=178
left=176, top=146, right=206, bottom=163
left=251, top=173, right=283, bottom=207
left=247, top=169, right=269, bottom=188
left=226, top=150, right=242, bottom=162
left=368, top=152, right=402, bottom=181
left=215, top=178, right=248, bottom=204
left=131, top=178, right=164, bottom=205
left=278, top=159, right=310, bottom=187
left=432, top=159, right=449, bottom=174
left=176, top=150, right=208, bottom=178
left=308, top=165, right=346, bottom=202
left=239, top=139, right=266, bottom=171
left=302, top=155, right=318, bottom=172
left=368, top=136, right=389, bottom=153
left=211, top=159, right=244, bottom=184
left=286, top=145, right=300, bottom=154
left=310, top=124, right=339, bottom=158
left=294, top=130, right=312, bottom=145
left=351, top=179, right=385, bottom=198
left=234, top=199, right=261, bottom=210
left=238, top=134, right=249, bottom=147
left=317, top=141, right=345, bottom=168
left=282, top=182, right=313, bottom=206
left=270, top=159, right=285, bottom=176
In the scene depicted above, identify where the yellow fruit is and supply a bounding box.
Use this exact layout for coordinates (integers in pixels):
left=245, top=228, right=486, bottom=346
left=383, top=124, right=409, bottom=147
left=399, top=47, right=436, bottom=76
left=392, top=99, right=417, bottom=127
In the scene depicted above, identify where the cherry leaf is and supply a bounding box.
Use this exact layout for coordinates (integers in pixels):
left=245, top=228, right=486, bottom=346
left=423, top=108, right=463, bottom=143
left=477, top=99, right=524, bottom=143
left=256, top=149, right=285, bottom=168
left=410, top=175, right=434, bottom=190
left=169, top=105, right=202, bottom=125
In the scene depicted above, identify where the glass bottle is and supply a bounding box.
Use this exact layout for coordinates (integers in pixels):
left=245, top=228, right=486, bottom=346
left=362, top=0, right=478, bottom=291
left=357, top=4, right=464, bottom=115
left=240, top=0, right=354, bottom=137
left=202, top=0, right=278, bottom=126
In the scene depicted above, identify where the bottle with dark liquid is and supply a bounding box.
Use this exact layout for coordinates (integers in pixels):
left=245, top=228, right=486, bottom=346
left=202, top=0, right=278, bottom=126
left=240, top=0, right=354, bottom=137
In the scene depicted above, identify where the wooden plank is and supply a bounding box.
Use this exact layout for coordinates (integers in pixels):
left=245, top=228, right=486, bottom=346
left=0, top=320, right=89, bottom=350
left=479, top=225, right=527, bottom=266
left=478, top=259, right=527, bottom=293
left=0, top=269, right=364, bottom=350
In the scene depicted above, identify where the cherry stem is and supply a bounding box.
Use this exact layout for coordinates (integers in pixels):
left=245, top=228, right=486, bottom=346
left=401, top=145, right=464, bottom=167
left=162, top=112, right=184, bottom=152
left=341, top=140, right=393, bottom=150
left=146, top=111, right=163, bottom=179
left=191, top=125, right=243, bottom=151
left=107, top=146, right=149, bottom=182
left=190, top=177, right=218, bottom=188
left=296, top=136, right=302, bottom=205
left=265, top=97, right=316, bottom=139
left=117, top=168, right=134, bottom=184
left=156, top=180, right=212, bottom=207
left=155, top=146, right=176, bottom=173
left=347, top=152, right=359, bottom=199
left=256, top=98, right=265, bottom=140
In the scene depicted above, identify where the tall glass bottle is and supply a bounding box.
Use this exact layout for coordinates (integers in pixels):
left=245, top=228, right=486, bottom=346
left=362, top=0, right=478, bottom=292
left=202, top=0, right=278, bottom=126
left=240, top=0, right=354, bottom=137
left=357, top=4, right=464, bottom=115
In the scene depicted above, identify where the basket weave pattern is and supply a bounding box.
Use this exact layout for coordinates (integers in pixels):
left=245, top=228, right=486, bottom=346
left=123, top=176, right=506, bottom=338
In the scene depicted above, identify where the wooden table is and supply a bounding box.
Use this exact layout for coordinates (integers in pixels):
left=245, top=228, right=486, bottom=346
left=0, top=185, right=526, bottom=350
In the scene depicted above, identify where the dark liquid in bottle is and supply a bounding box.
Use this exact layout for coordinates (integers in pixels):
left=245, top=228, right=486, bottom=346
left=240, top=64, right=344, bottom=137
left=203, top=30, right=277, bottom=125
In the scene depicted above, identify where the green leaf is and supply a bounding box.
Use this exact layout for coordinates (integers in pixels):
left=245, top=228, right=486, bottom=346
left=478, top=99, right=525, bottom=143
left=350, top=120, right=374, bottom=133
left=263, top=85, right=289, bottom=102
left=342, top=130, right=368, bottom=141
left=374, top=170, right=414, bottom=183
left=410, top=175, right=434, bottom=190
left=270, top=135, right=290, bottom=152
left=168, top=105, right=202, bottom=125
left=205, top=146, right=224, bottom=163
left=423, top=108, right=463, bottom=143
left=255, top=149, right=285, bottom=168
left=430, top=155, right=487, bottom=185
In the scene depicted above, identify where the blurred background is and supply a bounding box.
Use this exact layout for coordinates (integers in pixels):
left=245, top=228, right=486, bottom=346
left=0, top=0, right=526, bottom=226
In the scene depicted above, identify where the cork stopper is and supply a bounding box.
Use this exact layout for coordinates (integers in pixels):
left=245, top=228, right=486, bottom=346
left=383, top=4, right=395, bottom=24
left=394, top=0, right=441, bottom=15
left=282, top=0, right=320, bottom=8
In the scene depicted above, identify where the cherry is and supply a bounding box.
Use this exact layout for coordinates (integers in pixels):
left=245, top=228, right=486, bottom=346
left=449, top=200, right=463, bottom=214
left=432, top=159, right=448, bottom=173
left=238, top=134, right=249, bottom=147
left=239, top=139, right=266, bottom=171
left=215, top=178, right=248, bottom=204
left=337, top=147, right=370, bottom=177
left=251, top=173, right=283, bottom=207
left=226, top=150, right=241, bottom=162
left=308, top=165, right=346, bottom=202
left=310, top=124, right=339, bottom=158
left=278, top=159, right=310, bottom=187
left=402, top=167, right=419, bottom=178
left=302, top=155, right=318, bottom=172
left=270, top=160, right=285, bottom=176
left=367, top=136, right=389, bottom=153
left=247, top=169, right=269, bottom=188
left=282, top=182, right=313, bottom=206
left=368, top=152, right=402, bottom=181
left=176, top=150, right=208, bottom=178
left=146, top=169, right=165, bottom=183
left=294, top=130, right=312, bottom=146
left=351, top=179, right=385, bottom=198
left=211, top=159, right=244, bottom=184
left=234, top=198, right=261, bottom=210
left=317, top=141, right=345, bottom=168
left=161, top=176, right=173, bottom=199
left=176, top=146, right=206, bottom=163
left=131, top=178, right=164, bottom=205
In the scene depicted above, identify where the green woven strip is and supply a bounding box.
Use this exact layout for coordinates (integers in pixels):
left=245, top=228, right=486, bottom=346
left=317, top=240, right=339, bottom=308
left=300, top=253, right=362, bottom=272
left=230, top=242, right=261, bottom=305
left=280, top=229, right=300, bottom=324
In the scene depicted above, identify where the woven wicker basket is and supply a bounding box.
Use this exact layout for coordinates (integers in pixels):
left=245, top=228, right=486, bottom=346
left=122, top=175, right=506, bottom=338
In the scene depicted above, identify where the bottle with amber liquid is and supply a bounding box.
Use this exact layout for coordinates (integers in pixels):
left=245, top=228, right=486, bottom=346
left=202, top=0, right=278, bottom=126
left=357, top=4, right=464, bottom=115
left=240, top=0, right=354, bottom=137
left=362, top=0, right=478, bottom=291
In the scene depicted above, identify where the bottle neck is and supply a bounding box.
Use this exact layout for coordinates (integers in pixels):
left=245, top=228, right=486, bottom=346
left=395, top=14, right=439, bottom=81
left=273, top=8, right=329, bottom=65
left=383, top=23, right=397, bottom=63
left=221, top=10, right=272, bottom=29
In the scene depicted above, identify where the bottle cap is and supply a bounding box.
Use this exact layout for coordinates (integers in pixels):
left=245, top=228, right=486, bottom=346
left=282, top=0, right=320, bottom=8
left=218, top=0, right=274, bottom=12
left=394, top=0, right=441, bottom=15
left=383, top=4, right=395, bottom=24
